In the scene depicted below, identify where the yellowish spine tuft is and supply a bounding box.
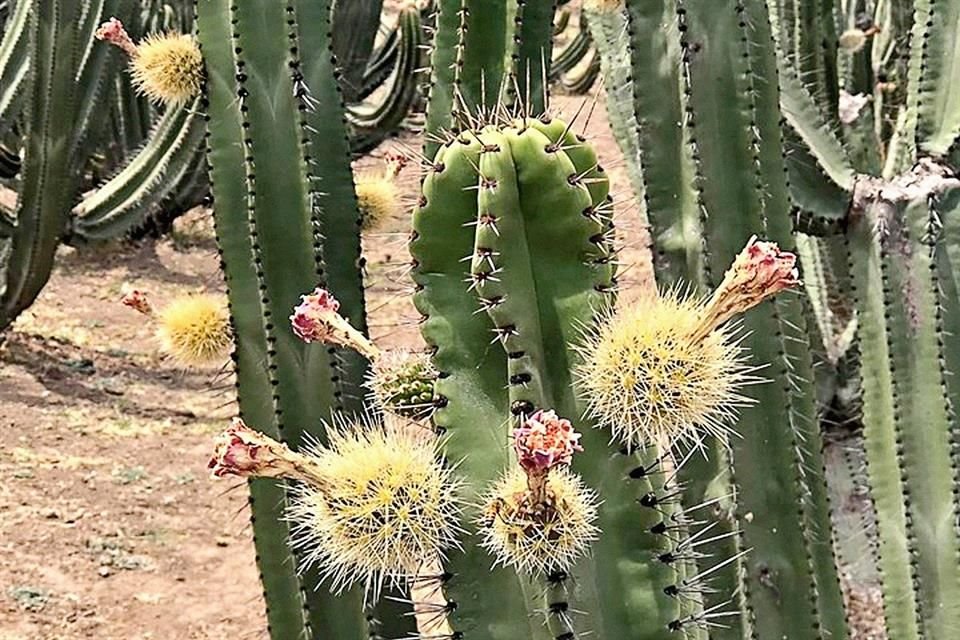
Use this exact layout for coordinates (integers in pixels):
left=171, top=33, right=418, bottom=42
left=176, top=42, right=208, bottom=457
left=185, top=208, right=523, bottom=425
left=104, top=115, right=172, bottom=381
left=355, top=154, right=407, bottom=231
left=355, top=175, right=399, bottom=231
left=156, top=294, right=232, bottom=367
left=288, top=418, right=462, bottom=598
left=478, top=467, right=599, bottom=574
left=130, top=33, right=203, bottom=105
left=574, top=289, right=752, bottom=450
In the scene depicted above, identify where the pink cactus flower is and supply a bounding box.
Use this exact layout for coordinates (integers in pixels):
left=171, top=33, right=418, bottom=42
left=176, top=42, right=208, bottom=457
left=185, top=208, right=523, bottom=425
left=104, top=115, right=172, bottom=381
left=120, top=289, right=152, bottom=315
left=208, top=418, right=266, bottom=478
left=208, top=418, right=326, bottom=485
left=95, top=17, right=138, bottom=56
left=694, top=236, right=800, bottom=341
left=290, top=288, right=341, bottom=343
left=512, top=409, right=583, bottom=475
left=738, top=236, right=800, bottom=295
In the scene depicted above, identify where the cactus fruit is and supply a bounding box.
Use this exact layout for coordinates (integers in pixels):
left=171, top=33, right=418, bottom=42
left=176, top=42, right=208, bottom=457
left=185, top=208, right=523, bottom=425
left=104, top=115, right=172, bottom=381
left=365, top=350, right=437, bottom=419
left=95, top=17, right=202, bottom=106
left=479, top=411, right=599, bottom=574
left=121, top=289, right=232, bottom=367
left=155, top=294, right=231, bottom=367
left=210, top=415, right=462, bottom=601
left=355, top=155, right=406, bottom=231
left=575, top=289, right=752, bottom=450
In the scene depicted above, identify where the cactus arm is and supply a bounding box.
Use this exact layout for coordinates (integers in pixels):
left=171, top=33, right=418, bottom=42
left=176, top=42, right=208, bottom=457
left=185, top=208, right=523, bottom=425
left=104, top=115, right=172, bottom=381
left=0, top=0, right=82, bottom=328
left=846, top=212, right=919, bottom=640
left=678, top=1, right=847, bottom=638
left=458, top=1, right=511, bottom=114
left=935, top=190, right=960, bottom=444
left=330, top=0, right=383, bottom=104
left=357, top=23, right=399, bottom=102
left=198, top=0, right=373, bottom=636
left=775, top=0, right=839, bottom=128
left=779, top=66, right=856, bottom=193
left=70, top=102, right=204, bottom=242
left=472, top=124, right=687, bottom=638
left=345, top=7, right=422, bottom=146
left=0, top=0, right=29, bottom=137
left=70, top=0, right=125, bottom=166
left=557, top=53, right=600, bottom=95
left=293, top=0, right=372, bottom=408
left=548, top=26, right=591, bottom=80
left=511, top=0, right=555, bottom=114
left=0, top=202, right=13, bottom=238
left=423, top=0, right=463, bottom=158
left=196, top=2, right=314, bottom=637
left=622, top=0, right=703, bottom=288
left=881, top=199, right=960, bottom=637
left=227, top=2, right=371, bottom=634
left=410, top=138, right=542, bottom=640
left=909, top=0, right=960, bottom=156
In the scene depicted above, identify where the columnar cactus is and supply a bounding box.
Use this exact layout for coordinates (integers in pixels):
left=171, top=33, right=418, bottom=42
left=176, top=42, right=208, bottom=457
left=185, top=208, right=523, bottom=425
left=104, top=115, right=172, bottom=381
left=86, top=0, right=960, bottom=639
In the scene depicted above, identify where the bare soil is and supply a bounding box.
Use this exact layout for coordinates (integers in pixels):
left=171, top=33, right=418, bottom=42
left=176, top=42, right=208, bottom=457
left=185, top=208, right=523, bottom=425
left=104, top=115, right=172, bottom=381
left=0, top=92, right=643, bottom=639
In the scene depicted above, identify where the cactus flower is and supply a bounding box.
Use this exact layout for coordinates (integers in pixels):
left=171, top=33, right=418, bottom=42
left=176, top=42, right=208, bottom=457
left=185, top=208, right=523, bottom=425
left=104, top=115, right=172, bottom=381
left=512, top=409, right=582, bottom=474
left=95, top=17, right=137, bottom=56
left=290, top=287, right=380, bottom=360
left=694, top=236, right=799, bottom=341
left=208, top=418, right=324, bottom=485
left=120, top=288, right=152, bottom=315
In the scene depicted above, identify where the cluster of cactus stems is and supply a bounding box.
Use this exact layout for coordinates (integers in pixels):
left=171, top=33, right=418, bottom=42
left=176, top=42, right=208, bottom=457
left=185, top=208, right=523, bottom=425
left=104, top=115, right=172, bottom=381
left=0, top=0, right=424, bottom=334
left=70, top=0, right=960, bottom=638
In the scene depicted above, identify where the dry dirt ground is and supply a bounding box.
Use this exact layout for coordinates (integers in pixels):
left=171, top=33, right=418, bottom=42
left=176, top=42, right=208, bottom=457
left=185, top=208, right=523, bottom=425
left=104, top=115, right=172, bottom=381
left=0, top=90, right=644, bottom=639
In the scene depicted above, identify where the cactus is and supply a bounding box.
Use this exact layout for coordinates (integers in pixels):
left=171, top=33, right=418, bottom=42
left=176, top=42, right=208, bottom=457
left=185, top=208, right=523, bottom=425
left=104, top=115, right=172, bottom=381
left=62, top=0, right=958, bottom=638
left=0, top=0, right=211, bottom=330
left=582, top=0, right=960, bottom=639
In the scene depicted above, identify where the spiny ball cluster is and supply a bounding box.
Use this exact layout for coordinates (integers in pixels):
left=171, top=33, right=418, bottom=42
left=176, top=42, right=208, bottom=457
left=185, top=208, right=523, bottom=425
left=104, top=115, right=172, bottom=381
left=366, top=350, right=437, bottom=419
left=355, top=175, right=399, bottom=231
left=156, top=294, right=232, bottom=366
left=132, top=33, right=203, bottom=105
left=479, top=467, right=599, bottom=574
left=575, top=290, right=750, bottom=450
left=289, top=424, right=462, bottom=597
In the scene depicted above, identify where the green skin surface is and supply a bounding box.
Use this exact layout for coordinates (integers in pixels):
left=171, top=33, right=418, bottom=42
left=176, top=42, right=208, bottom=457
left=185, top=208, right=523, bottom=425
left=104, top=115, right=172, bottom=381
left=1, top=0, right=82, bottom=328
left=775, top=0, right=839, bottom=128
left=414, top=120, right=689, bottom=638
left=424, top=0, right=464, bottom=159
left=847, top=215, right=921, bottom=640
left=72, top=102, right=205, bottom=241
left=679, top=2, right=847, bottom=638
left=330, top=0, right=383, bottom=104
left=909, top=0, right=960, bottom=156
left=0, top=0, right=30, bottom=136
left=510, top=0, right=555, bottom=115
left=938, top=189, right=960, bottom=430
left=346, top=6, right=422, bottom=138
left=412, top=138, right=545, bottom=640
left=292, top=0, right=371, bottom=413
left=197, top=2, right=312, bottom=638
left=882, top=201, right=960, bottom=638
left=459, top=0, right=510, bottom=116
left=623, top=0, right=702, bottom=288
left=525, top=116, right=696, bottom=639
left=199, top=0, right=375, bottom=637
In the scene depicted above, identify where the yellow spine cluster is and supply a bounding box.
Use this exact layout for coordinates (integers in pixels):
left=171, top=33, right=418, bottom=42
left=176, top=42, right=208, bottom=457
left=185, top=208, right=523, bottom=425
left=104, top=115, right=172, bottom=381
left=156, top=294, right=232, bottom=367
